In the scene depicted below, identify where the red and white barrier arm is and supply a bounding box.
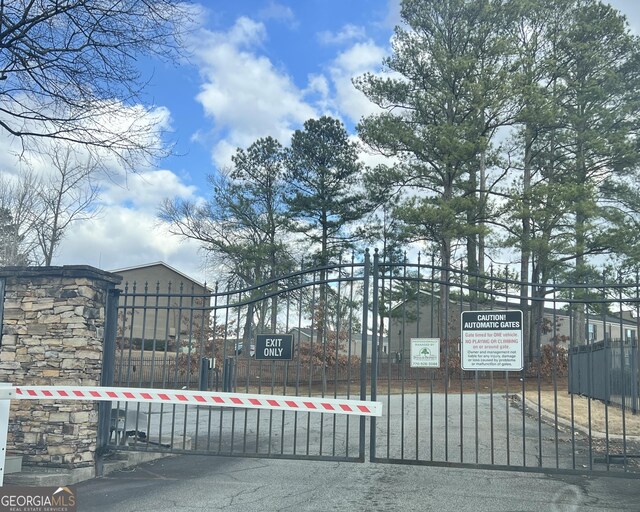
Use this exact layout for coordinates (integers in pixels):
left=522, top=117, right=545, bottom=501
left=10, top=386, right=383, bottom=417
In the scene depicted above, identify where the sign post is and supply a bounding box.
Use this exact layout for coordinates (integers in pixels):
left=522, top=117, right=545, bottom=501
left=461, top=310, right=523, bottom=371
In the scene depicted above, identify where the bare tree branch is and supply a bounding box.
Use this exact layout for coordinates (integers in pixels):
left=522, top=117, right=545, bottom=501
left=0, top=168, right=42, bottom=263
left=0, top=1, right=194, bottom=168
left=34, top=145, right=101, bottom=264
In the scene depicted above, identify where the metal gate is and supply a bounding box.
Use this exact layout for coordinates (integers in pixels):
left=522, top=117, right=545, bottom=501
left=368, top=252, right=640, bottom=478
left=106, top=252, right=640, bottom=477
left=107, top=256, right=371, bottom=462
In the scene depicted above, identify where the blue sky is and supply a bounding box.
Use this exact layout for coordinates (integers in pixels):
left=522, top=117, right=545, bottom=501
left=29, top=0, right=640, bottom=284
left=51, top=0, right=399, bottom=284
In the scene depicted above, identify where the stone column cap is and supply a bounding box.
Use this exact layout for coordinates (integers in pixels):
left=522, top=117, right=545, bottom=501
left=0, top=266, right=122, bottom=285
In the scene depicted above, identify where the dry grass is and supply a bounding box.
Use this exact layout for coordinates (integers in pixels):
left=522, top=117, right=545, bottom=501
left=526, top=389, right=640, bottom=438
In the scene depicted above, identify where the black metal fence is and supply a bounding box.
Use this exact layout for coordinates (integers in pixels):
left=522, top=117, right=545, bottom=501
left=368, top=252, right=640, bottom=477
left=569, top=340, right=639, bottom=413
left=114, top=356, right=511, bottom=390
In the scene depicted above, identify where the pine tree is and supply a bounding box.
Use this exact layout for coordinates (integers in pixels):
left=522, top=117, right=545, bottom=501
left=355, top=0, right=513, bottom=337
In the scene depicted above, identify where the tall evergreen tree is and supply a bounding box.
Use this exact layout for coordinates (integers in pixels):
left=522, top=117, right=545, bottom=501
left=504, top=0, right=640, bottom=351
left=285, top=116, right=367, bottom=267
left=502, top=0, right=571, bottom=358
left=285, top=116, right=368, bottom=352
left=557, top=0, right=640, bottom=342
left=355, top=0, right=513, bottom=337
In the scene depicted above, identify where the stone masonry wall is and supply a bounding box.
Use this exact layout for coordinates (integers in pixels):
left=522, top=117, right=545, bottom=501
left=0, top=267, right=121, bottom=469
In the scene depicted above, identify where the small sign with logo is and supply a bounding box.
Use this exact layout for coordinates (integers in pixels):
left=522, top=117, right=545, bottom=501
left=0, top=486, right=76, bottom=512
left=410, top=338, right=440, bottom=368
left=255, top=334, right=293, bottom=360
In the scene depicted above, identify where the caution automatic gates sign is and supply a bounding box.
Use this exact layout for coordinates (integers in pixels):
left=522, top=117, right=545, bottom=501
left=461, top=310, right=523, bottom=372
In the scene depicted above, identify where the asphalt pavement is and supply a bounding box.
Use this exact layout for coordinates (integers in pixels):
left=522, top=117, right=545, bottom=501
left=67, top=392, right=640, bottom=510
left=75, top=454, right=639, bottom=511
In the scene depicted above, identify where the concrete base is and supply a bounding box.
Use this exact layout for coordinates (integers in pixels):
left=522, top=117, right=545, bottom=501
left=4, top=465, right=96, bottom=487
left=4, top=436, right=190, bottom=487
left=101, top=449, right=175, bottom=476
left=5, top=455, right=22, bottom=474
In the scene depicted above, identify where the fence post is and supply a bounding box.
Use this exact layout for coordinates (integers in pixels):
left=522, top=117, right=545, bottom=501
left=632, top=340, right=638, bottom=414
left=223, top=357, right=235, bottom=392
left=0, top=279, right=4, bottom=348
left=360, top=249, right=371, bottom=462
left=199, top=357, right=211, bottom=391
left=96, top=286, right=120, bottom=478
left=620, top=336, right=626, bottom=412
left=605, top=335, right=610, bottom=405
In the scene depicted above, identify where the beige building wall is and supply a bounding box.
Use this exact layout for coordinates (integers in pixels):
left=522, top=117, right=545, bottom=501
left=113, top=263, right=211, bottom=351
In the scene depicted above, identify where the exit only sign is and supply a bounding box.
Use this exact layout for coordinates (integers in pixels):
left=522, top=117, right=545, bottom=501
left=255, top=334, right=294, bottom=360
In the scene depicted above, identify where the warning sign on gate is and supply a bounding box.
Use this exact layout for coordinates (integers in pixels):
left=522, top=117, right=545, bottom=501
left=461, top=310, right=523, bottom=371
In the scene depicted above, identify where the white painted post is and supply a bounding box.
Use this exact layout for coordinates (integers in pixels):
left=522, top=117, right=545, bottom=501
left=0, top=384, right=15, bottom=487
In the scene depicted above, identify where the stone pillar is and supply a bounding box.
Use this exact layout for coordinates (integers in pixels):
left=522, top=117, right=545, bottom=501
left=0, top=266, right=121, bottom=471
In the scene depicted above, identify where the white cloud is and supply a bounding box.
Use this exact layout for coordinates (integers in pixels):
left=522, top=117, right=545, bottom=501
left=52, top=167, right=207, bottom=282
left=0, top=91, right=172, bottom=178
left=225, top=16, right=268, bottom=48
left=55, top=206, right=207, bottom=283
left=384, top=0, right=402, bottom=29
left=192, top=17, right=317, bottom=167
left=209, top=139, right=238, bottom=172
left=317, top=24, right=367, bottom=45
left=259, top=1, right=298, bottom=27
left=0, top=100, right=203, bottom=281
left=327, top=41, right=388, bottom=123
left=0, top=97, right=173, bottom=192
left=189, top=15, right=392, bottom=168
left=306, top=74, right=330, bottom=98
left=102, top=169, right=197, bottom=211
left=304, top=74, right=332, bottom=114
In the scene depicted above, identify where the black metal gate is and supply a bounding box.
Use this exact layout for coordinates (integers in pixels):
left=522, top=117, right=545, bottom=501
left=105, top=252, right=640, bottom=477
left=368, top=251, right=640, bottom=478
left=106, top=256, right=370, bottom=462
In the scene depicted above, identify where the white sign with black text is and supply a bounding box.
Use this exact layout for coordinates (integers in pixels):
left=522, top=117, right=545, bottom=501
left=461, top=310, right=523, bottom=371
